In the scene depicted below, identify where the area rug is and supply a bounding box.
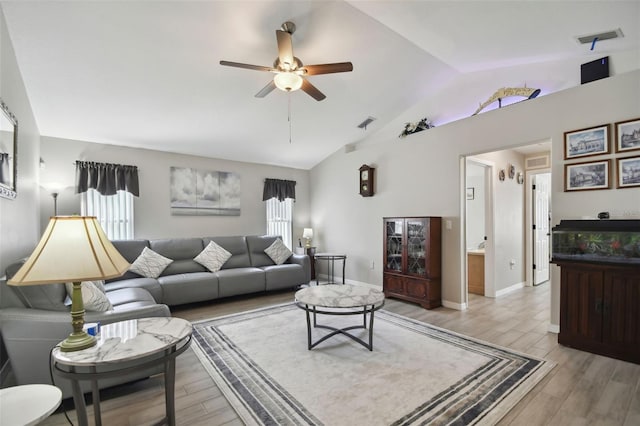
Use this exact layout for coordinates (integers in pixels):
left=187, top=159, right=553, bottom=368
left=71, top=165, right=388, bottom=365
left=191, top=303, right=554, bottom=425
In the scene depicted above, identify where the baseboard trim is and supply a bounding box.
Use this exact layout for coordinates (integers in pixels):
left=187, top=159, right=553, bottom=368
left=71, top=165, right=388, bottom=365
left=495, top=281, right=525, bottom=298
left=442, top=300, right=467, bottom=311
left=548, top=324, right=560, bottom=334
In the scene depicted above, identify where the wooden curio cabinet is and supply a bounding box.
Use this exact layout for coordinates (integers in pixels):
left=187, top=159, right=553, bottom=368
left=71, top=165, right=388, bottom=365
left=383, top=217, right=442, bottom=309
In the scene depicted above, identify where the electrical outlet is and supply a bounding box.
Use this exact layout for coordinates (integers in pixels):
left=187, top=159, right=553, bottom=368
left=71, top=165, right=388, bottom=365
left=370, top=260, right=375, bottom=270
left=509, top=259, right=516, bottom=269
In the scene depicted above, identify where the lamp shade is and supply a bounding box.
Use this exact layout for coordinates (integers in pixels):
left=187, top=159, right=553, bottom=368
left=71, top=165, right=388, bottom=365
left=274, top=72, right=303, bottom=92
left=8, top=216, right=130, bottom=286
left=302, top=228, right=313, bottom=239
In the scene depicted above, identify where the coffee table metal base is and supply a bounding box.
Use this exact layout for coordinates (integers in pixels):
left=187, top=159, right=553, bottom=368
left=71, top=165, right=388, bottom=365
left=298, top=304, right=383, bottom=351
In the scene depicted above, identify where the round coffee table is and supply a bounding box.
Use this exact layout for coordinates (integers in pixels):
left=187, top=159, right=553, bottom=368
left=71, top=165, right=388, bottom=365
left=295, top=284, right=385, bottom=351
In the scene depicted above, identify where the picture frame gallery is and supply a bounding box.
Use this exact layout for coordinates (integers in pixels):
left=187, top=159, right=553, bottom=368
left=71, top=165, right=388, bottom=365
left=563, top=117, right=640, bottom=192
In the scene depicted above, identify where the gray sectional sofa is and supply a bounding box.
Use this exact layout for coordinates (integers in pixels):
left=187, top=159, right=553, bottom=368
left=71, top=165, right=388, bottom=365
left=0, top=234, right=309, bottom=398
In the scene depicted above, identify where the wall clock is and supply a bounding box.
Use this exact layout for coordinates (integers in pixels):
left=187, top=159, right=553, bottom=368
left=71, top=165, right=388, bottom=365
left=359, top=164, right=375, bottom=197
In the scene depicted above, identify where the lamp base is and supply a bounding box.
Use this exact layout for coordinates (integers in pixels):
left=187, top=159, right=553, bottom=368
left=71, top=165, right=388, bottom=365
left=59, top=331, right=96, bottom=352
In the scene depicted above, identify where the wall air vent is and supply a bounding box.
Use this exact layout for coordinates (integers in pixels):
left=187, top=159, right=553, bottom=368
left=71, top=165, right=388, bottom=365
left=575, top=28, right=623, bottom=44
left=357, top=116, right=376, bottom=130
left=525, top=155, right=550, bottom=170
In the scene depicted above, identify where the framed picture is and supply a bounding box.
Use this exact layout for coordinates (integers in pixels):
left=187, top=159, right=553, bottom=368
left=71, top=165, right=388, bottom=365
left=564, top=124, right=609, bottom=159
left=466, top=187, right=474, bottom=200
left=564, top=159, right=610, bottom=192
left=615, top=117, right=640, bottom=153
left=616, top=156, right=640, bottom=188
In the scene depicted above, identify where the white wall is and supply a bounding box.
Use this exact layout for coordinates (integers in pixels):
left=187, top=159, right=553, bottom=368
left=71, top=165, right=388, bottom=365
left=0, top=7, right=40, bottom=273
left=465, top=163, right=484, bottom=250
left=39, top=136, right=311, bottom=240
left=310, top=70, right=640, bottom=329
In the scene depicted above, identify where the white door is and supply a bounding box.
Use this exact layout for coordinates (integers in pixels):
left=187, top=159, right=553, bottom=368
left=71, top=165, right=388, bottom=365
left=533, top=173, right=551, bottom=285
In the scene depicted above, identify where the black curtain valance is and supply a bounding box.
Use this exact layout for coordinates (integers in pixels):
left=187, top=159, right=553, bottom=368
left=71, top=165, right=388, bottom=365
left=263, top=178, right=296, bottom=202
left=75, top=161, right=140, bottom=196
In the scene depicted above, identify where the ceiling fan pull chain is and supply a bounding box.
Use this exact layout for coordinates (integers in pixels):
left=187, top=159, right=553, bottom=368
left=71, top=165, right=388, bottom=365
left=288, top=93, right=292, bottom=144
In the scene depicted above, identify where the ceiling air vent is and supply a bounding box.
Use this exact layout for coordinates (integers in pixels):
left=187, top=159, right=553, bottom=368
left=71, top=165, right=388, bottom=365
left=357, top=116, right=376, bottom=130
left=575, top=28, right=623, bottom=45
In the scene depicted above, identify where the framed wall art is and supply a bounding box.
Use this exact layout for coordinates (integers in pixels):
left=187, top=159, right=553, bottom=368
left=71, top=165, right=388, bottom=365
left=564, top=124, right=609, bottom=160
left=564, top=159, right=611, bottom=192
left=614, top=117, right=640, bottom=153
left=616, top=156, right=640, bottom=188
left=170, top=167, right=241, bottom=216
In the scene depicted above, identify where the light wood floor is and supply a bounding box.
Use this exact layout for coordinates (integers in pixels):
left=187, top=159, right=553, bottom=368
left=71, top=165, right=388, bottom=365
left=39, top=282, right=640, bottom=425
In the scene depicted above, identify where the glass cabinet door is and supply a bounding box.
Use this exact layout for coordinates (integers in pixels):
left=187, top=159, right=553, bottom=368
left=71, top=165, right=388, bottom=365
left=385, top=219, right=404, bottom=272
left=406, top=218, right=427, bottom=276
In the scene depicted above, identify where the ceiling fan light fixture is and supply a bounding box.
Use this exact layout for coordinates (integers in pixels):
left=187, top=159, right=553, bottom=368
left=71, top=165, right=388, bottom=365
left=274, top=72, right=303, bottom=92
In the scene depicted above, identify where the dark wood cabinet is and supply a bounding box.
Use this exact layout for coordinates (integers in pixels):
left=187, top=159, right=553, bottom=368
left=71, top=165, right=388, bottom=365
left=557, top=261, right=640, bottom=364
left=383, top=217, right=441, bottom=309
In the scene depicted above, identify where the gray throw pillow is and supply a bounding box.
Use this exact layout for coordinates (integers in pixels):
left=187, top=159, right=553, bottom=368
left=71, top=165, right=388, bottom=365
left=194, top=241, right=232, bottom=272
left=65, top=281, right=113, bottom=312
left=129, top=247, right=173, bottom=278
left=264, top=239, right=292, bottom=265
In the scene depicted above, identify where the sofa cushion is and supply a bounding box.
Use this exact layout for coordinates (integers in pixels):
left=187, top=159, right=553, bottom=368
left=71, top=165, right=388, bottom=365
left=264, top=238, right=292, bottom=265
left=157, top=272, right=218, bottom=306
left=130, top=247, right=173, bottom=278
left=107, top=287, right=156, bottom=307
left=194, top=241, right=232, bottom=272
left=246, top=235, right=284, bottom=267
left=104, top=278, right=163, bottom=303
left=204, top=236, right=251, bottom=269
left=65, top=281, right=113, bottom=312
left=262, top=264, right=306, bottom=291
left=150, top=238, right=207, bottom=275
left=216, top=267, right=265, bottom=298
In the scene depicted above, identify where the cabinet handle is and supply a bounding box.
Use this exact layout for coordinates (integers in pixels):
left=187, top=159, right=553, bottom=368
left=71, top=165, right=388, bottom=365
left=603, top=301, right=610, bottom=315
left=595, top=299, right=603, bottom=313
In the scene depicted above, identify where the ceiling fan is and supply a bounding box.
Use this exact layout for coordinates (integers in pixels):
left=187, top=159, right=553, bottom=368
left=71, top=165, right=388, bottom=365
left=220, top=21, right=353, bottom=101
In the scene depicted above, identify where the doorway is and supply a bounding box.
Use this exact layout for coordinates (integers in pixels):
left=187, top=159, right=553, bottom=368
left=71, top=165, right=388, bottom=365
left=525, top=170, right=551, bottom=286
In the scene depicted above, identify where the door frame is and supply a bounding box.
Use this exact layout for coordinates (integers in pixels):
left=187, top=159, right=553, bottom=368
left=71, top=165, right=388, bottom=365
left=463, top=157, right=496, bottom=300
left=525, top=168, right=551, bottom=287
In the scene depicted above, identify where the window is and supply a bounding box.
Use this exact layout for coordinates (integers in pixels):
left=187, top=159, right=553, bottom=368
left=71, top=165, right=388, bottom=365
left=266, top=197, right=293, bottom=250
left=81, top=189, right=134, bottom=240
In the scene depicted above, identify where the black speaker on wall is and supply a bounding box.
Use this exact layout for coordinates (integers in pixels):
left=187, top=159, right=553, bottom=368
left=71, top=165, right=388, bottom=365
left=581, top=56, right=609, bottom=84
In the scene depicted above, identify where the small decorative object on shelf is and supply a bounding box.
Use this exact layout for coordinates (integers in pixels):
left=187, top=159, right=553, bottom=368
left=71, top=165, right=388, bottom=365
left=359, top=164, right=375, bottom=197
left=398, top=117, right=434, bottom=138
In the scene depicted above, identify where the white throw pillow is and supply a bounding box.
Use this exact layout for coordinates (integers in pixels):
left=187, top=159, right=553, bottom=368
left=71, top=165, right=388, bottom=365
left=264, top=239, right=292, bottom=265
left=194, top=241, right=232, bottom=272
left=65, top=281, right=113, bottom=312
left=129, top=247, right=173, bottom=278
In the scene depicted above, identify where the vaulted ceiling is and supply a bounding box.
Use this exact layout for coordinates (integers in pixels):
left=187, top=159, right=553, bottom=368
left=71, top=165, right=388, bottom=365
left=2, top=1, right=639, bottom=169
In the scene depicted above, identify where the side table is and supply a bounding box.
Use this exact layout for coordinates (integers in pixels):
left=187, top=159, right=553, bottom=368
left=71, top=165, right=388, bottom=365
left=0, top=384, right=62, bottom=425
left=314, top=253, right=347, bottom=285
left=306, top=246, right=317, bottom=280
left=52, top=317, right=192, bottom=426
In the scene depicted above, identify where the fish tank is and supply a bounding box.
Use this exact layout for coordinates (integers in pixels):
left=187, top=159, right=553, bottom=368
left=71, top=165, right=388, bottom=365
left=552, top=220, right=640, bottom=265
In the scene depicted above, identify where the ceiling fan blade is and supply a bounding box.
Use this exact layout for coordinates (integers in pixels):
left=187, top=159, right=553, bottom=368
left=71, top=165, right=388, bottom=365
left=220, top=60, right=274, bottom=72
left=276, top=30, right=294, bottom=69
left=255, top=80, right=277, bottom=98
left=301, top=79, right=326, bottom=101
left=302, top=62, right=353, bottom=75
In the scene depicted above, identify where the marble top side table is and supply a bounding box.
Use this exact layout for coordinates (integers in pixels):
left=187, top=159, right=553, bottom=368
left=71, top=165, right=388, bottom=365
left=0, top=384, right=62, bottom=426
left=52, top=317, right=192, bottom=426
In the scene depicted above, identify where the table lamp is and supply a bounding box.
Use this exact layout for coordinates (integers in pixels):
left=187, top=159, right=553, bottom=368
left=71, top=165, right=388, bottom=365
left=8, top=216, right=130, bottom=352
left=303, top=228, right=313, bottom=248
